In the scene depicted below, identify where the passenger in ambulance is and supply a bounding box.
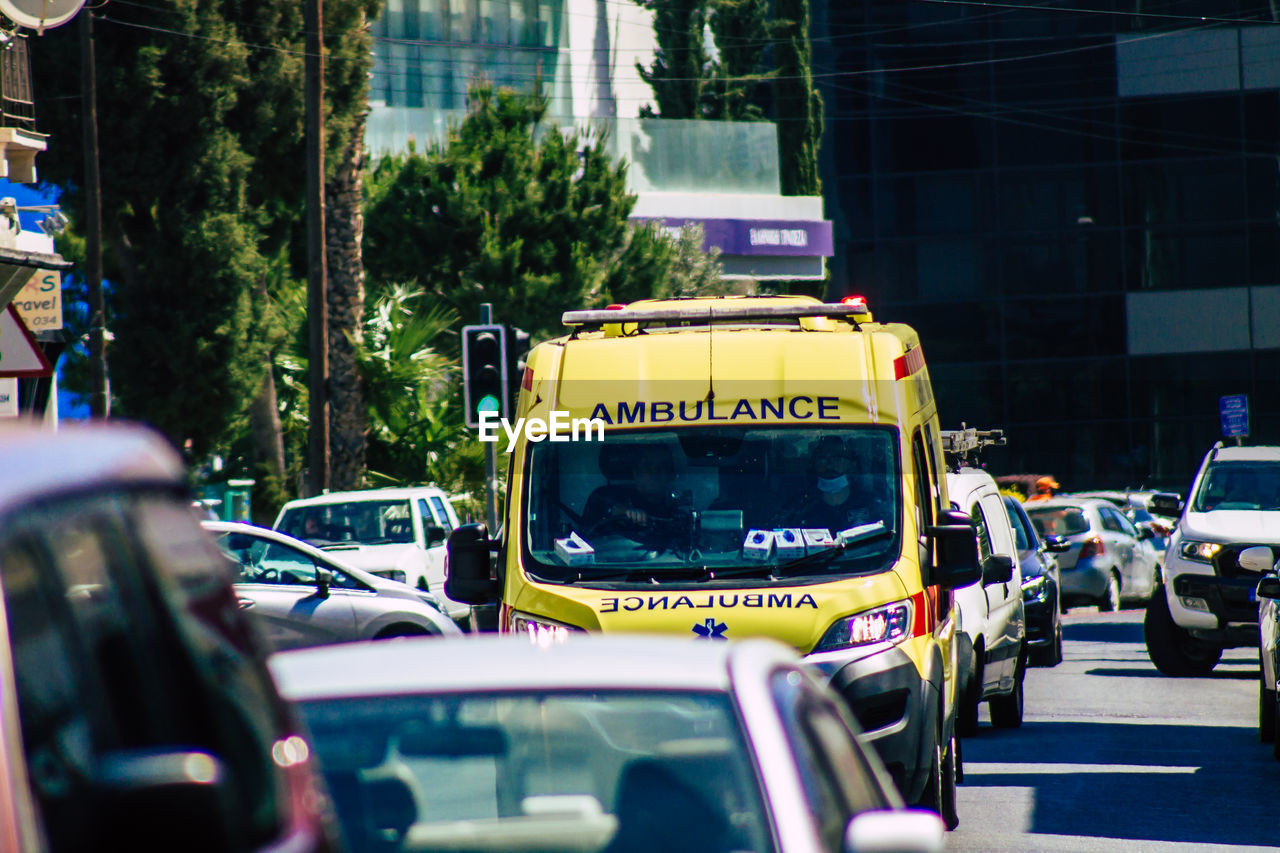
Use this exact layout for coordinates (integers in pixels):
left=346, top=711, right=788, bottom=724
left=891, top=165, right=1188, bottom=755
left=796, top=436, right=889, bottom=534
left=584, top=445, right=690, bottom=546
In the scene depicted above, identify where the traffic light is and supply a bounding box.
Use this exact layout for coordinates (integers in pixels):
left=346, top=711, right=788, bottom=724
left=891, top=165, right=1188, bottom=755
left=462, top=324, right=508, bottom=428
left=505, top=326, right=532, bottom=405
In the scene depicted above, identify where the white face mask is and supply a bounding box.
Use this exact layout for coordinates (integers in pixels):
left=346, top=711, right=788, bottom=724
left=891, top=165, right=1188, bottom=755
left=817, top=474, right=849, bottom=494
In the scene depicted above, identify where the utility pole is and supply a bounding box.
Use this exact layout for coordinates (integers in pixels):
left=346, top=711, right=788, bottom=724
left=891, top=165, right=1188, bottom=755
left=79, top=8, right=107, bottom=418
left=304, top=0, right=329, bottom=495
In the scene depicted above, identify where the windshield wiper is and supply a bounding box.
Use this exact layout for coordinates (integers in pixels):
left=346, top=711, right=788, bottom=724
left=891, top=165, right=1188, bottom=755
left=772, top=521, right=893, bottom=578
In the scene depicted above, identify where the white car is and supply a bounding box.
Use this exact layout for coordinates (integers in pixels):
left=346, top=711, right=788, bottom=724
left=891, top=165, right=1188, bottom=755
left=1146, top=443, right=1280, bottom=676
left=203, top=521, right=461, bottom=650
left=274, top=486, right=470, bottom=624
left=945, top=465, right=1027, bottom=734
left=270, top=634, right=945, bottom=853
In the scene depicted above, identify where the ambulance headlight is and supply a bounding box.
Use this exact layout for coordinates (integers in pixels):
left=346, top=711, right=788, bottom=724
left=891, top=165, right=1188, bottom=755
left=813, top=600, right=912, bottom=652
left=1179, top=540, right=1222, bottom=563
left=509, top=612, right=584, bottom=646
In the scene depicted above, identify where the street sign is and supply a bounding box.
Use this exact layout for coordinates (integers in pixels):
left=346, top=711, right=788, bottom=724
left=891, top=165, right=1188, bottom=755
left=1220, top=394, right=1249, bottom=439
left=0, top=378, right=16, bottom=416
left=0, top=303, right=52, bottom=377
left=11, top=268, right=62, bottom=331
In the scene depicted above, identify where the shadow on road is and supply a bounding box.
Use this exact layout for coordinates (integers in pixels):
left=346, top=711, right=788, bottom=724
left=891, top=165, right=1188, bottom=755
left=1084, top=666, right=1258, bottom=680
left=1062, top=619, right=1145, bottom=644
left=961, top=720, right=1278, bottom=846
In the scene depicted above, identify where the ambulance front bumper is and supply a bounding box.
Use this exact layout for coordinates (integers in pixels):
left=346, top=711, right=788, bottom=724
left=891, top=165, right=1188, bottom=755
left=806, top=644, right=936, bottom=803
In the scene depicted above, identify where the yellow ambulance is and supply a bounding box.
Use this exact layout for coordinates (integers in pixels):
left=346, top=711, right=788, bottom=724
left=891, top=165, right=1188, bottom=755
left=447, top=295, right=981, bottom=826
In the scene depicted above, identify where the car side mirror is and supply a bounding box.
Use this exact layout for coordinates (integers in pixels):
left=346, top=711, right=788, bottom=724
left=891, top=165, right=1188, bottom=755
left=445, top=524, right=501, bottom=605
left=1147, top=492, right=1183, bottom=518
left=844, top=809, right=944, bottom=853
left=315, top=567, right=332, bottom=598
left=96, top=749, right=237, bottom=852
left=1042, top=534, right=1071, bottom=553
left=1258, top=576, right=1280, bottom=601
left=927, top=509, right=981, bottom=589
left=982, top=553, right=1015, bottom=585
left=1239, top=545, right=1276, bottom=575
left=425, top=524, right=447, bottom=548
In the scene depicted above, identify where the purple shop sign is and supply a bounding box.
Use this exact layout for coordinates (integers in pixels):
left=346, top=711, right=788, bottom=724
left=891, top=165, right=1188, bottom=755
left=632, top=217, right=834, bottom=257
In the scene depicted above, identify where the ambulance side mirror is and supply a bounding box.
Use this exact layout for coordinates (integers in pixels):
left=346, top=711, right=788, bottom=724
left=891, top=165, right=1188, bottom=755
left=445, top=524, right=501, bottom=605
left=927, top=509, right=981, bottom=589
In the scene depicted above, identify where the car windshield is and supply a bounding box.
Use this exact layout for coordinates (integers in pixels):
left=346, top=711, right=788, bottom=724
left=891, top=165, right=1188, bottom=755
left=296, top=690, right=775, bottom=853
left=278, top=499, right=416, bottom=544
left=523, top=426, right=902, bottom=582
left=1191, top=462, right=1280, bottom=512
left=1025, top=506, right=1090, bottom=537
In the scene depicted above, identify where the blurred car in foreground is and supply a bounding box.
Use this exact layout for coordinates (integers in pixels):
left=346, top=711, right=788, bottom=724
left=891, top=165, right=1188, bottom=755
left=204, top=521, right=461, bottom=650
left=1004, top=496, right=1069, bottom=666
left=0, top=421, right=338, bottom=851
left=1024, top=497, right=1160, bottom=611
left=271, top=634, right=946, bottom=853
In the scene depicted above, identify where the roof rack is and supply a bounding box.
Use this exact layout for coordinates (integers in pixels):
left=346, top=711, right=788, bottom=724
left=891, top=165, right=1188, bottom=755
left=561, top=301, right=869, bottom=330
left=940, top=426, right=1006, bottom=471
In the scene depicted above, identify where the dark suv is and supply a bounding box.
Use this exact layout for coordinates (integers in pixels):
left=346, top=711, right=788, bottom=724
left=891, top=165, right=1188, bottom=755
left=0, top=421, right=339, bottom=851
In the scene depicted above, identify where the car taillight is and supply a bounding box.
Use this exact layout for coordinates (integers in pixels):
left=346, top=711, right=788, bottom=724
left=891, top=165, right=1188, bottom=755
left=1078, top=536, right=1105, bottom=559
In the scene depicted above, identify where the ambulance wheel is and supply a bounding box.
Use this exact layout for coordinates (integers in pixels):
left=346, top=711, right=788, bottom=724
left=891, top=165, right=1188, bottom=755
left=918, top=725, right=959, bottom=830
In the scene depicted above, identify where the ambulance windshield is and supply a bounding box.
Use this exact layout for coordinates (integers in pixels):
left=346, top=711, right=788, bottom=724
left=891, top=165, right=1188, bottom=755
left=524, top=427, right=902, bottom=582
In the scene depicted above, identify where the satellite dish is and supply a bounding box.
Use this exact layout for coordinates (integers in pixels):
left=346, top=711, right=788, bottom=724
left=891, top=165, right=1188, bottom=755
left=0, top=0, right=86, bottom=32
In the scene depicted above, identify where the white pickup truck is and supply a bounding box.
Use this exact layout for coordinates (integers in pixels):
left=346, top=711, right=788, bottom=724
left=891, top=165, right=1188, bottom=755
left=274, top=486, right=471, bottom=625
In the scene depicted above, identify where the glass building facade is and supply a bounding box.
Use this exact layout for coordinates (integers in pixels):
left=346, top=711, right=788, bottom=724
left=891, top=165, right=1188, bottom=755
left=816, top=0, right=1280, bottom=491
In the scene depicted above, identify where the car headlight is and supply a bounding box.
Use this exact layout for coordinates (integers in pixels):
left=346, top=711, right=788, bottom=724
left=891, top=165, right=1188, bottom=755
left=1179, top=540, right=1222, bottom=563
left=813, top=600, right=912, bottom=652
left=1021, top=575, right=1047, bottom=601
left=509, top=612, right=585, bottom=646
left=416, top=590, right=441, bottom=609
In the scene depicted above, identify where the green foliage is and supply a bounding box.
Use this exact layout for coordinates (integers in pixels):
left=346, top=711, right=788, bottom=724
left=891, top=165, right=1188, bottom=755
left=365, top=83, right=707, bottom=343
left=29, top=0, right=378, bottom=457
left=633, top=0, right=710, bottom=118
left=705, top=0, right=771, bottom=121
left=773, top=0, right=824, bottom=195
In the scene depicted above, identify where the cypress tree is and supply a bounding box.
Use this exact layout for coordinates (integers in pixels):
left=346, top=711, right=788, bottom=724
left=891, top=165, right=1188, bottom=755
left=633, top=0, right=710, bottom=118
left=772, top=0, right=823, bottom=195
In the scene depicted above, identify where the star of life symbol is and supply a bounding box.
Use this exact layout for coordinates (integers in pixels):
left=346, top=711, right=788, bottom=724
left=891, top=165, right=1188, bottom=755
left=693, top=618, right=728, bottom=639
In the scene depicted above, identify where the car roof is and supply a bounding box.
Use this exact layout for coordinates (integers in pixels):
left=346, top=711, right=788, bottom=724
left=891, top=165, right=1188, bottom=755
left=201, top=520, right=391, bottom=587
left=0, top=421, right=183, bottom=517
left=945, top=467, right=999, bottom=505
left=270, top=634, right=798, bottom=701
left=1210, top=446, right=1280, bottom=463
left=279, top=487, right=448, bottom=509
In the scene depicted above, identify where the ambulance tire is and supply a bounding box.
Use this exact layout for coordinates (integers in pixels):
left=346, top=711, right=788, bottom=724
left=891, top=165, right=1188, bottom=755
left=918, top=724, right=959, bottom=830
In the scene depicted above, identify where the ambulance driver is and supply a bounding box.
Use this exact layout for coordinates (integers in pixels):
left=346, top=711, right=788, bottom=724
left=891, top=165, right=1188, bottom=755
left=584, top=445, right=688, bottom=547
left=797, top=435, right=889, bottom=534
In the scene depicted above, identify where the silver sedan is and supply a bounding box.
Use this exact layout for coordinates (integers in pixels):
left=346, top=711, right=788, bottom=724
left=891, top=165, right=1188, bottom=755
left=270, top=634, right=944, bottom=853
left=203, top=521, right=461, bottom=650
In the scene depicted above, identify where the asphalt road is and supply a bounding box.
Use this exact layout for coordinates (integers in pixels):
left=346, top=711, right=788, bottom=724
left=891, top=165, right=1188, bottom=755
left=947, top=607, right=1280, bottom=852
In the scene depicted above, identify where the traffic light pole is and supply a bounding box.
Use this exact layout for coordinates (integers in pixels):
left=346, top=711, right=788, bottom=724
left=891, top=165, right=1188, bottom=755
left=480, top=303, right=498, bottom=533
